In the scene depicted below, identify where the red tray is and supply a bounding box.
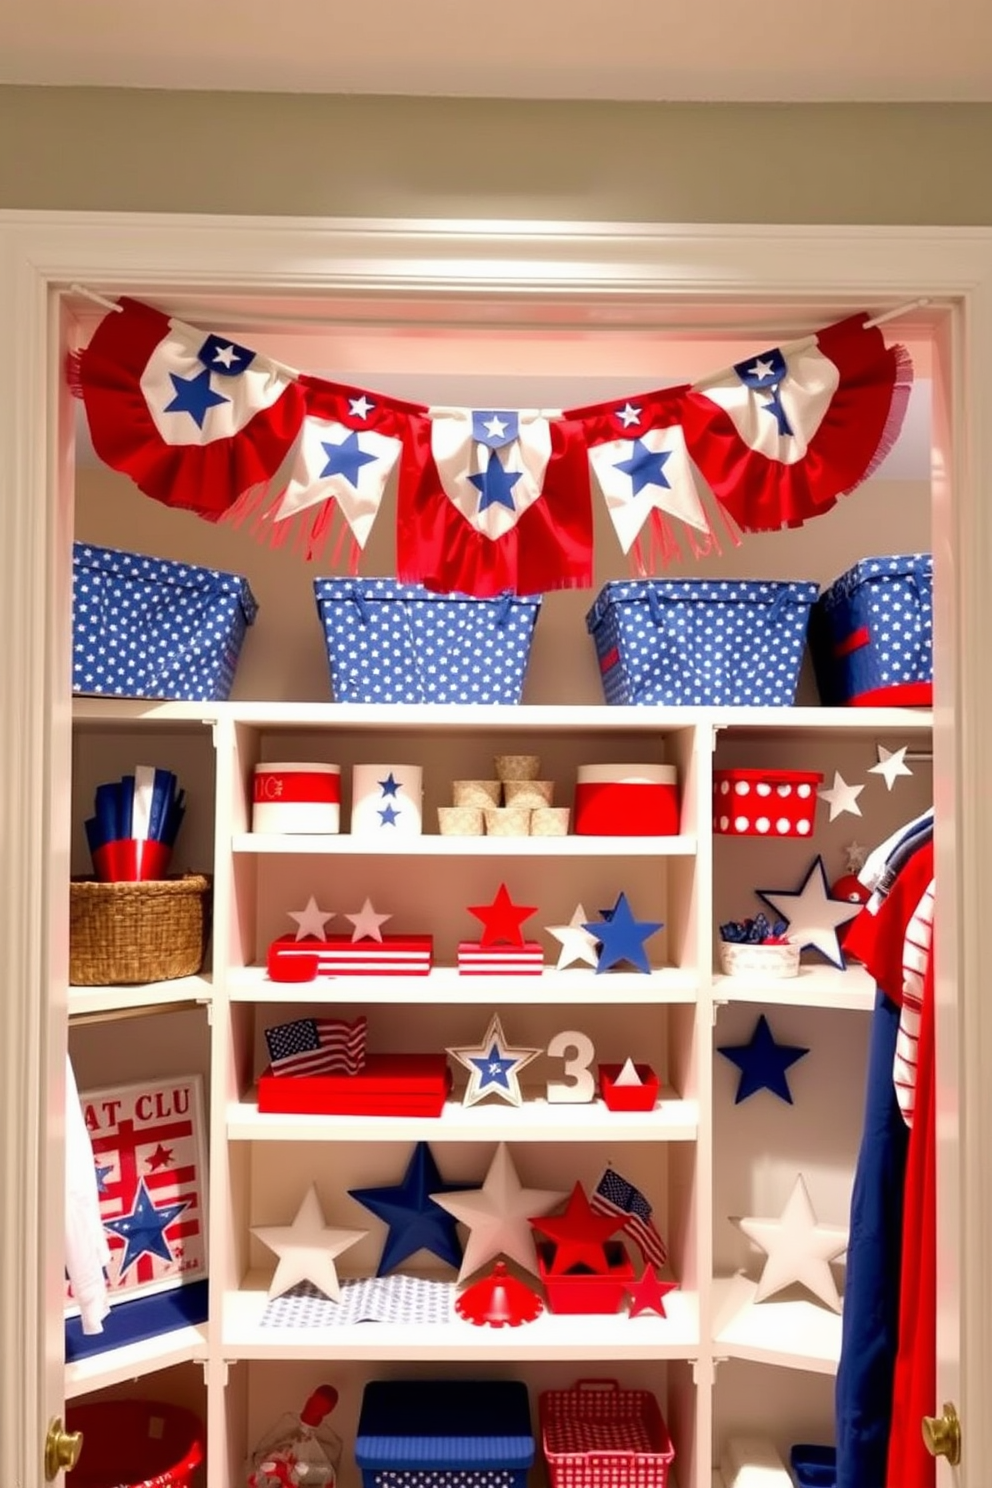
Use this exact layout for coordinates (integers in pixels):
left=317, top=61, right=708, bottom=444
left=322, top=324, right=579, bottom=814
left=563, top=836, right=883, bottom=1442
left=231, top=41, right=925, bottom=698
left=598, top=1064, right=660, bottom=1112
left=537, top=1242, right=634, bottom=1315
left=257, top=1053, right=452, bottom=1116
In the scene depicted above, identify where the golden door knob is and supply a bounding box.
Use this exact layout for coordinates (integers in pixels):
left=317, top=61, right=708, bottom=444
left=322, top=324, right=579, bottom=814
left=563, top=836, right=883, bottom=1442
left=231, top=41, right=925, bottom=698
left=44, top=1417, right=84, bottom=1479
left=922, top=1402, right=961, bottom=1466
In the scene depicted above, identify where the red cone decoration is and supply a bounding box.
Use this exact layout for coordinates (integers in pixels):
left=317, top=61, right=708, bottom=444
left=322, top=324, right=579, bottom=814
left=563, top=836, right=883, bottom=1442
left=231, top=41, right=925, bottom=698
left=455, top=1260, right=544, bottom=1328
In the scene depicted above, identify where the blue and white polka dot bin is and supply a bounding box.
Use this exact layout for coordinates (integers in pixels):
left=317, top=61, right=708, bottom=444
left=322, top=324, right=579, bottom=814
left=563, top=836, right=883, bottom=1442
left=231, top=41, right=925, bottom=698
left=586, top=578, right=819, bottom=707
left=313, top=578, right=542, bottom=705
left=72, top=542, right=258, bottom=702
left=809, top=553, right=933, bottom=707
left=355, top=1378, right=534, bottom=1488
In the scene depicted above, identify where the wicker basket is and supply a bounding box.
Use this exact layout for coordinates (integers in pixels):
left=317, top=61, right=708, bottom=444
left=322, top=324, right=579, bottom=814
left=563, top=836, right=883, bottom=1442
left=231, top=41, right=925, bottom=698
left=69, top=874, right=211, bottom=986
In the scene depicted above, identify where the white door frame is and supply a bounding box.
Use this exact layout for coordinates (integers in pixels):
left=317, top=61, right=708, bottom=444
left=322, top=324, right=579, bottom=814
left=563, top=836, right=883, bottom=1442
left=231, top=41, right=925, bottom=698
left=1, top=211, right=989, bottom=1485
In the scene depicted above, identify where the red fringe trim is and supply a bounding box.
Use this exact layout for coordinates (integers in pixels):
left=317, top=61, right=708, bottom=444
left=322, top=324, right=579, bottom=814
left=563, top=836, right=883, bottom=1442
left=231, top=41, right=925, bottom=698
left=65, top=349, right=85, bottom=399
left=857, top=342, right=915, bottom=489
left=221, top=480, right=364, bottom=571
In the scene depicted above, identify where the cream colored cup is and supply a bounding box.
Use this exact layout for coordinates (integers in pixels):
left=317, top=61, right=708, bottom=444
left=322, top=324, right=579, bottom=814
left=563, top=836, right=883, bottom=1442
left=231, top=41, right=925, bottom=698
left=531, top=806, right=571, bottom=837
left=438, top=806, right=485, bottom=836
left=494, top=754, right=540, bottom=781
left=503, top=779, right=554, bottom=808
left=484, top=806, right=532, bottom=836
left=453, top=779, right=502, bottom=807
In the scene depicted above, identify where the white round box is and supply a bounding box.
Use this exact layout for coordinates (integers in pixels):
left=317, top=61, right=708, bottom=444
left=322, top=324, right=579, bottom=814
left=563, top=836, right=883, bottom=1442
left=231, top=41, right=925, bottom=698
left=350, top=764, right=424, bottom=836
left=252, top=762, right=341, bottom=834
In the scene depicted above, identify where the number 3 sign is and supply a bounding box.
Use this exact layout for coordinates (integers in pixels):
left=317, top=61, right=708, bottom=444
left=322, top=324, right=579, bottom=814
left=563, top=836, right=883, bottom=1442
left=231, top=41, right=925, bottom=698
left=545, top=1030, right=597, bottom=1103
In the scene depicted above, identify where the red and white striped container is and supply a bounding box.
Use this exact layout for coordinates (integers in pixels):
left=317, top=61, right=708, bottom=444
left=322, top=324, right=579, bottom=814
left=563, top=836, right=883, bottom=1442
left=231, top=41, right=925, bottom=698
left=574, top=764, right=680, bottom=837
left=712, top=768, right=822, bottom=838
left=252, top=762, right=341, bottom=834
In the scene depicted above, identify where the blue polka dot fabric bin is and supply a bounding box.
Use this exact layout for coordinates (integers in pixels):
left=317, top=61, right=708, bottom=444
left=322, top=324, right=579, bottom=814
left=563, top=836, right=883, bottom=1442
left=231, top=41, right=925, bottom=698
left=313, top=578, right=542, bottom=705
left=586, top=579, right=819, bottom=707
left=354, top=1378, right=535, bottom=1488
left=809, top=553, right=933, bottom=707
left=72, top=543, right=258, bottom=702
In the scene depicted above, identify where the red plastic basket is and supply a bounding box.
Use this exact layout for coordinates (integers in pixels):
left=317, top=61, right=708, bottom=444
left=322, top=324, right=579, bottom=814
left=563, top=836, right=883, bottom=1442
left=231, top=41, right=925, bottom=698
left=65, top=1400, right=204, bottom=1488
left=540, top=1378, right=675, bottom=1488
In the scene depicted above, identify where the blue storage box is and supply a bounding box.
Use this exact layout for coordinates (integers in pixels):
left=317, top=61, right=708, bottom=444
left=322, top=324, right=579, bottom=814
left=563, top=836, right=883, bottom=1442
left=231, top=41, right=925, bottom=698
left=355, top=1378, right=534, bottom=1487
left=809, top=553, right=933, bottom=707
left=585, top=579, right=818, bottom=707
left=72, top=543, right=258, bottom=702
left=789, top=1442, right=837, bottom=1487
left=313, top=578, right=542, bottom=704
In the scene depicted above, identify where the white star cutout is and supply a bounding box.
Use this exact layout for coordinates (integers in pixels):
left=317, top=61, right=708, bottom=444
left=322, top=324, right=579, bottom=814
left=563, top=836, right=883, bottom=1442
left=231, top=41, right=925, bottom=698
left=431, top=1143, right=567, bottom=1282
left=735, top=1173, right=848, bottom=1312
left=545, top=903, right=600, bottom=971
left=616, top=401, right=642, bottom=428
left=844, top=840, right=868, bottom=874
left=210, top=343, right=238, bottom=368
left=446, top=1013, right=541, bottom=1108
left=817, top=770, right=865, bottom=821
left=747, top=357, right=777, bottom=382
left=253, top=1185, right=367, bottom=1301
left=286, top=895, right=335, bottom=941
left=869, top=745, right=914, bottom=791
left=483, top=414, right=508, bottom=439
left=348, top=395, right=374, bottom=419
left=345, top=897, right=392, bottom=943
left=758, top=857, right=860, bottom=969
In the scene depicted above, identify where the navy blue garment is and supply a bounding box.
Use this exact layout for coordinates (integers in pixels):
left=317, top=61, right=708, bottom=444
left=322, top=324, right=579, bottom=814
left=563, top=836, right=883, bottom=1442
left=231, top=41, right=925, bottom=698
left=835, top=989, right=910, bottom=1488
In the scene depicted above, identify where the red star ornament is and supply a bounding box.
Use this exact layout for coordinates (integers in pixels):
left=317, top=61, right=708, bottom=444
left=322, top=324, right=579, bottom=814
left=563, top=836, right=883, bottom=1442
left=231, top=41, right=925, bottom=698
left=627, top=1267, right=680, bottom=1318
left=468, top=882, right=538, bottom=948
left=529, top=1182, right=624, bottom=1275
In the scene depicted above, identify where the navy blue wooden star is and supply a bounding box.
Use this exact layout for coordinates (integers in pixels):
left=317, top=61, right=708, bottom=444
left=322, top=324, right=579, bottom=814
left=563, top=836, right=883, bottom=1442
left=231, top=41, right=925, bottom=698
left=103, top=1178, right=188, bottom=1275
left=163, top=366, right=229, bottom=429
left=584, top=892, right=663, bottom=974
left=349, top=1142, right=478, bottom=1275
left=717, top=1013, right=809, bottom=1104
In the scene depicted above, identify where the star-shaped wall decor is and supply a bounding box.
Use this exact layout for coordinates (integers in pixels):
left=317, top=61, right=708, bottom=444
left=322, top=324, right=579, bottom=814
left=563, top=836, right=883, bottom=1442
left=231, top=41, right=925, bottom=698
left=345, top=897, right=392, bottom=943
left=718, top=1014, right=810, bottom=1104
left=529, top=1182, right=624, bottom=1275
left=468, top=883, right=538, bottom=948
left=446, top=1013, right=541, bottom=1107
left=287, top=896, right=335, bottom=941
left=844, top=840, right=868, bottom=874
left=431, top=1143, right=567, bottom=1281
left=103, top=1178, right=188, bottom=1275
left=545, top=903, right=600, bottom=970
left=253, top=1184, right=367, bottom=1301
left=869, top=745, right=914, bottom=791
left=349, top=1142, right=476, bottom=1275
left=817, top=770, right=865, bottom=821
left=757, top=856, right=860, bottom=970
left=627, top=1268, right=680, bottom=1319
left=584, top=892, right=663, bottom=974
left=734, top=1173, right=848, bottom=1312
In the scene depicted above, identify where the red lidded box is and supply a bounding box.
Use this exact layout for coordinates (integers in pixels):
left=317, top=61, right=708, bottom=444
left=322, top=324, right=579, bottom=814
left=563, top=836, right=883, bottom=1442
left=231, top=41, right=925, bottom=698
left=712, top=769, right=822, bottom=838
left=257, top=1053, right=451, bottom=1116
left=574, top=765, right=679, bottom=837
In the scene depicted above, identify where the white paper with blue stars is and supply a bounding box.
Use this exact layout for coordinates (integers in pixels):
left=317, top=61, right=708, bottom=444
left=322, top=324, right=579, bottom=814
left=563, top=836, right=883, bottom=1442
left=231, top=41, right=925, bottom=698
left=260, top=1275, right=455, bottom=1328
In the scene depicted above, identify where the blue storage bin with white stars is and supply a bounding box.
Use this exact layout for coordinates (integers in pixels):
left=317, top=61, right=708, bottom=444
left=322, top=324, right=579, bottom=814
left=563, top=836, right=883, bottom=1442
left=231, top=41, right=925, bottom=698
left=72, top=543, right=258, bottom=701
left=355, top=1378, right=534, bottom=1488
left=313, top=578, right=542, bottom=705
left=586, top=578, right=818, bottom=707
left=809, top=552, right=933, bottom=707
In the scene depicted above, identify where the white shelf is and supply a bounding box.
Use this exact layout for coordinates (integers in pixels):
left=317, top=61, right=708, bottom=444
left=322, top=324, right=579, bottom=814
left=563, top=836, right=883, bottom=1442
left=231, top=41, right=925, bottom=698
left=64, top=1323, right=209, bottom=1399
left=228, top=1093, right=699, bottom=1142
left=68, top=974, right=212, bottom=1019
left=714, top=964, right=875, bottom=1012
left=711, top=1273, right=842, bottom=1374
left=223, top=1272, right=700, bottom=1360
left=713, top=705, right=933, bottom=736
left=227, top=964, right=701, bottom=1005
left=232, top=832, right=697, bottom=856
left=71, top=698, right=218, bottom=728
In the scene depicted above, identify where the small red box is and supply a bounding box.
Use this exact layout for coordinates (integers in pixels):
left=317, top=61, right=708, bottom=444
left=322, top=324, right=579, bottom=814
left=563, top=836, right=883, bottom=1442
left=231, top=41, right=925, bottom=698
left=256, top=1053, right=452, bottom=1116
left=537, top=1242, right=635, bottom=1315
left=457, top=941, right=545, bottom=975
left=598, top=1063, right=661, bottom=1111
left=713, top=768, right=823, bottom=838
left=574, top=765, right=679, bottom=837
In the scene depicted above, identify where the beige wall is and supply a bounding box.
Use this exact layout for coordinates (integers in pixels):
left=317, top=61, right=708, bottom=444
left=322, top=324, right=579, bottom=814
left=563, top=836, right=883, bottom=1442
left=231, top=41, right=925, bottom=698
left=1, top=87, right=991, bottom=223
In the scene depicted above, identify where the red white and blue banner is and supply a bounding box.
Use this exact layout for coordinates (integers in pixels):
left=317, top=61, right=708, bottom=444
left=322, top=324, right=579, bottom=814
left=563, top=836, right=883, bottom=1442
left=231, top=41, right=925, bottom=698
left=71, top=299, right=912, bottom=598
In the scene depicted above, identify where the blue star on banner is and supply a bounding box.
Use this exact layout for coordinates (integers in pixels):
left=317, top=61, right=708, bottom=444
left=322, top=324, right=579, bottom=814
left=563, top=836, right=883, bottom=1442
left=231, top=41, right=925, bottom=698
left=102, top=1178, right=188, bottom=1275
left=320, top=430, right=379, bottom=487
left=378, top=803, right=401, bottom=826
left=197, top=333, right=255, bottom=376
left=377, top=772, right=402, bottom=797
left=613, top=438, right=673, bottom=496
left=469, top=451, right=522, bottom=513
left=718, top=1013, right=810, bottom=1104
left=349, top=1142, right=476, bottom=1275
left=760, top=385, right=794, bottom=437
left=164, top=367, right=229, bottom=429
left=584, top=892, right=663, bottom=974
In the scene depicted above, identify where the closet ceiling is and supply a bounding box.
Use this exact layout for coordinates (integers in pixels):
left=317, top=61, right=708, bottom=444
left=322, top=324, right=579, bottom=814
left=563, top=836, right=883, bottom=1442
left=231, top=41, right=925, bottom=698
left=2, top=0, right=990, bottom=100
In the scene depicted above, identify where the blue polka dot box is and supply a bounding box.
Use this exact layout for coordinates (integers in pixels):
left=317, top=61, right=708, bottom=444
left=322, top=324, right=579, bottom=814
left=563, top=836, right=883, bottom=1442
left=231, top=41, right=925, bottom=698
left=72, top=542, right=259, bottom=702
left=355, top=1378, right=535, bottom=1488
left=586, top=578, right=819, bottom=707
left=809, top=552, right=933, bottom=707
left=313, top=578, right=543, bottom=705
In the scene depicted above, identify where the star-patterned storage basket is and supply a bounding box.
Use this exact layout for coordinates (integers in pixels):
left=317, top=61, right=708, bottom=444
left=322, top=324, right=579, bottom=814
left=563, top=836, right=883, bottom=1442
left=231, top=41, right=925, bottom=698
left=809, top=552, right=933, bottom=707
left=585, top=579, right=818, bottom=706
left=355, top=1378, right=535, bottom=1487
left=72, top=543, right=258, bottom=701
left=313, top=578, right=542, bottom=704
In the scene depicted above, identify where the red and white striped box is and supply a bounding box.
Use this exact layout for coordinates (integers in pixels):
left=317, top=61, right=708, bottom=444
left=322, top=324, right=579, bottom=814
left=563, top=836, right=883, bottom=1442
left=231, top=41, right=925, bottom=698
left=267, top=934, right=434, bottom=979
left=457, top=941, right=545, bottom=975
left=712, top=769, right=823, bottom=838
left=574, top=764, right=680, bottom=837
left=252, top=762, right=341, bottom=834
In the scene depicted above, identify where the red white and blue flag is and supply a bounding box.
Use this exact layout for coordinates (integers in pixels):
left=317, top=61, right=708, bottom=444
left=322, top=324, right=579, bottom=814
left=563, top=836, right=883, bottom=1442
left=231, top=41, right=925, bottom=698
left=591, top=1165, right=667, bottom=1267
left=264, top=1014, right=368, bottom=1078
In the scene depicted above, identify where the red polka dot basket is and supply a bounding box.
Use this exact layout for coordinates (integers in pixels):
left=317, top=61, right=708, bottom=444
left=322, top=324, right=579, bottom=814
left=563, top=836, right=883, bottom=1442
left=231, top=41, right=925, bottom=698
left=713, top=768, right=823, bottom=838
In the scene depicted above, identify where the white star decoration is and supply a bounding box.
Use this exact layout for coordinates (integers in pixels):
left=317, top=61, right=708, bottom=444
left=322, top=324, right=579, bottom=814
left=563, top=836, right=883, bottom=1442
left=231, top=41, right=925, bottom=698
left=748, top=357, right=777, bottom=382
left=735, top=1173, right=848, bottom=1312
left=253, top=1185, right=367, bottom=1301
left=758, top=856, right=860, bottom=969
left=545, top=903, right=600, bottom=971
left=616, top=401, right=642, bottom=427
left=446, top=1013, right=542, bottom=1108
left=287, top=895, right=335, bottom=941
left=211, top=343, right=238, bottom=368
left=431, top=1143, right=567, bottom=1282
left=869, top=745, right=914, bottom=791
left=483, top=413, right=508, bottom=439
left=817, top=770, right=865, bottom=821
left=345, top=897, right=392, bottom=943
left=348, top=395, right=374, bottom=419
left=844, top=840, right=868, bottom=874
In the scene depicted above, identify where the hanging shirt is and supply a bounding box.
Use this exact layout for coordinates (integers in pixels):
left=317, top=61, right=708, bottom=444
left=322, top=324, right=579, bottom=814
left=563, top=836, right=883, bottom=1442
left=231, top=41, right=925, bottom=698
left=65, top=1055, right=110, bottom=1334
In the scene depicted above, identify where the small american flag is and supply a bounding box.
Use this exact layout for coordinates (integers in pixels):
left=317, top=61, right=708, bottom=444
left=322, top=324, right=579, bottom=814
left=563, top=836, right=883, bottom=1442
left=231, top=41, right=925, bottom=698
left=591, top=1166, right=667, bottom=1267
left=264, top=1015, right=367, bottom=1078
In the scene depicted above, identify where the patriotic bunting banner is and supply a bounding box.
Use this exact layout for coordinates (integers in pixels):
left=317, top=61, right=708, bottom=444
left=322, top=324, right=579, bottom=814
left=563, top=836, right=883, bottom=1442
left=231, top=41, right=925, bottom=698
left=71, top=298, right=912, bottom=595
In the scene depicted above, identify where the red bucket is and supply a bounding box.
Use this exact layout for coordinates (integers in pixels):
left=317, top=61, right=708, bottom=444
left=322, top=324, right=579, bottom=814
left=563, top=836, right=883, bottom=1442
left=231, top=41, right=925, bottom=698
left=65, top=1400, right=204, bottom=1488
